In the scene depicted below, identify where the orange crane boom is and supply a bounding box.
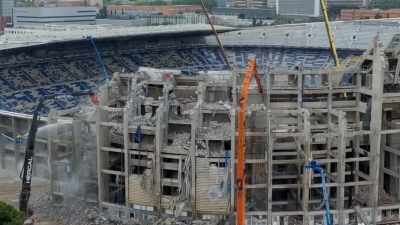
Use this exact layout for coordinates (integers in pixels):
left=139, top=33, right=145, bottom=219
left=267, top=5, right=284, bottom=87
left=236, top=59, right=263, bottom=225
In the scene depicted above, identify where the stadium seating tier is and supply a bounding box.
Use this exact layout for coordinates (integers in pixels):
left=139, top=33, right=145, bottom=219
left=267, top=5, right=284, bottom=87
left=0, top=47, right=360, bottom=114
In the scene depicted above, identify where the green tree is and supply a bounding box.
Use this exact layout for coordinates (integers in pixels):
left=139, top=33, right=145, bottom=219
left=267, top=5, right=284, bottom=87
left=0, top=201, right=25, bottom=225
left=170, top=0, right=216, bottom=8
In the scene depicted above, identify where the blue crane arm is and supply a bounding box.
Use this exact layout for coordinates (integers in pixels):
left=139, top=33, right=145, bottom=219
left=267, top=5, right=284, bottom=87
left=319, top=169, right=331, bottom=225
left=306, top=160, right=331, bottom=225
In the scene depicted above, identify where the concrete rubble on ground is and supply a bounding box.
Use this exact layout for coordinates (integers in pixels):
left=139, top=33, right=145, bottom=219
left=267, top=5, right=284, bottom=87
left=203, top=101, right=232, bottom=111
left=129, top=115, right=156, bottom=127
left=163, top=132, right=191, bottom=154
left=356, top=185, right=399, bottom=205
left=197, top=122, right=230, bottom=140
left=30, top=193, right=225, bottom=225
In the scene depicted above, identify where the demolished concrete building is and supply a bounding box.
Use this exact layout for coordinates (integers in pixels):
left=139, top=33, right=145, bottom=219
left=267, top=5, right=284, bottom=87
left=3, top=36, right=400, bottom=225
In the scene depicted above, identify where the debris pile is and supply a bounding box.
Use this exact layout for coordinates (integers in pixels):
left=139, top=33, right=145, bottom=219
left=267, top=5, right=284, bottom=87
left=30, top=192, right=227, bottom=225
left=163, top=132, right=190, bottom=154
left=130, top=115, right=156, bottom=127
left=203, top=101, right=232, bottom=111
left=197, top=122, right=230, bottom=140
left=356, top=185, right=398, bottom=205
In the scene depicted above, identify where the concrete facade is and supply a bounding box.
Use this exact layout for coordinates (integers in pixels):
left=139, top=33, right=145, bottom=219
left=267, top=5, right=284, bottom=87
left=12, top=6, right=97, bottom=26
left=2, top=35, right=400, bottom=224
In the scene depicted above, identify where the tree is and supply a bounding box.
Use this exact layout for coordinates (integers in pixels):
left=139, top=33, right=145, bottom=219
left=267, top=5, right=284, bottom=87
left=24, top=0, right=34, bottom=7
left=0, top=201, right=25, bottom=225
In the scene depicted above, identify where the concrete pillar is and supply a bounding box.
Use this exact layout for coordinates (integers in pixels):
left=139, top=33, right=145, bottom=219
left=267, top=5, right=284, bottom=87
left=230, top=71, right=238, bottom=222
left=123, top=101, right=131, bottom=216
left=155, top=106, right=163, bottom=217
left=96, top=84, right=110, bottom=209
left=368, top=37, right=384, bottom=225
left=302, top=109, right=311, bottom=225
left=338, top=112, right=347, bottom=224
left=72, top=120, right=83, bottom=202
left=47, top=109, right=58, bottom=198
left=266, top=110, right=273, bottom=225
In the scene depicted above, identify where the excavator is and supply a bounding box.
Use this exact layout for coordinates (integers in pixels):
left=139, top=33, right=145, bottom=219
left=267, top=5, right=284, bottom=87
left=19, top=91, right=98, bottom=224
left=236, top=59, right=263, bottom=225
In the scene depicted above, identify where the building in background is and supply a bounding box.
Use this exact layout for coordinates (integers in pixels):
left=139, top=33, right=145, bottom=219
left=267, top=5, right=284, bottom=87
left=327, top=0, right=366, bottom=7
left=212, top=7, right=276, bottom=19
left=32, top=0, right=102, bottom=7
left=96, top=18, right=147, bottom=26
left=276, top=0, right=321, bottom=18
left=12, top=6, right=97, bottom=26
left=104, top=5, right=201, bottom=16
left=341, top=8, right=400, bottom=20
left=226, top=0, right=267, bottom=8
left=1, top=0, right=15, bottom=17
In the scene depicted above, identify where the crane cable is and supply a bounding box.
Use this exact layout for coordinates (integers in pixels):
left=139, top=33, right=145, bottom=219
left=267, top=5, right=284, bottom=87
left=198, top=0, right=233, bottom=71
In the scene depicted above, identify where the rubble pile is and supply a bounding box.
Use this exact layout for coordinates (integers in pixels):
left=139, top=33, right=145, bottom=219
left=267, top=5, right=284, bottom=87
left=356, top=185, right=398, bottom=205
left=381, top=211, right=399, bottom=222
left=30, top=193, right=226, bottom=225
left=197, top=122, right=231, bottom=140
left=203, top=101, right=232, bottom=111
left=130, top=115, right=156, bottom=127
left=163, top=132, right=190, bottom=154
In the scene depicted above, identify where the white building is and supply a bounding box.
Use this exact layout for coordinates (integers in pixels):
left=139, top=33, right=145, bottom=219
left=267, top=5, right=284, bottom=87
left=1, top=0, right=15, bottom=16
left=12, top=6, right=97, bottom=26
left=276, top=0, right=321, bottom=17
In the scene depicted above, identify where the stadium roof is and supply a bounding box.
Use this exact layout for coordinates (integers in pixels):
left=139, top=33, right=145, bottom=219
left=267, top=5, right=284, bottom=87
left=0, top=24, right=236, bottom=50
left=205, top=18, right=400, bottom=51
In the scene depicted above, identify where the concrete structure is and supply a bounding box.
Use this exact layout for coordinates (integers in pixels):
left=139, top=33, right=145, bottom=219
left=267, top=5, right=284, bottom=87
left=276, top=0, right=321, bottom=17
left=2, top=36, right=400, bottom=224
left=212, top=7, right=276, bottom=20
left=1, top=0, right=15, bottom=17
left=12, top=6, right=97, bottom=26
left=103, top=5, right=201, bottom=16
left=96, top=18, right=148, bottom=27
left=3, top=19, right=400, bottom=225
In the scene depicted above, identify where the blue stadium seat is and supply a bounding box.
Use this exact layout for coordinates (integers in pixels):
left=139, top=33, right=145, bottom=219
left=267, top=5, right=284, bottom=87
left=0, top=47, right=359, bottom=114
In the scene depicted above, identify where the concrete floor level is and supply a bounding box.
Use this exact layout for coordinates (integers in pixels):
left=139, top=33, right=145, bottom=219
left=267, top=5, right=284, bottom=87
left=2, top=36, right=400, bottom=225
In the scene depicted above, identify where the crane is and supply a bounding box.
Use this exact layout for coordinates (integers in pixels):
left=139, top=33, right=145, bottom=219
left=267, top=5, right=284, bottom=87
left=19, top=91, right=99, bottom=222
left=320, top=0, right=339, bottom=67
left=236, top=59, right=263, bottom=225
left=305, top=158, right=331, bottom=225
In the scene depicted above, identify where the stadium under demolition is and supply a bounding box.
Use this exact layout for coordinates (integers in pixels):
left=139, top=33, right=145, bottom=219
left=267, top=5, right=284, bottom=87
left=3, top=20, right=400, bottom=225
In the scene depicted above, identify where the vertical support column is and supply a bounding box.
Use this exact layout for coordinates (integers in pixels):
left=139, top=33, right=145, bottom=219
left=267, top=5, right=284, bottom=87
left=162, top=84, right=170, bottom=145
left=354, top=72, right=362, bottom=193
left=12, top=117, right=21, bottom=171
left=190, top=109, right=199, bottom=218
left=0, top=136, right=5, bottom=169
left=302, top=109, right=311, bottom=225
left=337, top=112, right=347, bottom=224
left=230, top=71, right=238, bottom=222
left=72, top=120, right=83, bottom=203
left=123, top=101, right=131, bottom=216
left=47, top=109, right=58, bottom=198
left=266, top=110, right=273, bottom=225
left=369, top=37, right=384, bottom=225
left=326, top=72, right=333, bottom=198
left=96, top=84, right=110, bottom=209
left=154, top=107, right=163, bottom=217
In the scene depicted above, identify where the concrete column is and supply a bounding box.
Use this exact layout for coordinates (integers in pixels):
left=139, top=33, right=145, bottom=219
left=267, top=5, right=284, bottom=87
left=326, top=72, right=333, bottom=198
left=190, top=109, right=199, bottom=218
left=266, top=110, right=273, bottom=225
left=12, top=117, right=21, bottom=171
left=230, top=71, right=237, bottom=222
left=96, top=84, right=110, bottom=209
left=337, top=112, right=347, bottom=224
left=368, top=37, right=384, bottom=225
left=72, top=120, right=83, bottom=202
left=302, top=109, right=311, bottom=225
left=154, top=107, right=163, bottom=217
left=47, top=109, right=58, bottom=198
left=123, top=101, right=131, bottom=216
